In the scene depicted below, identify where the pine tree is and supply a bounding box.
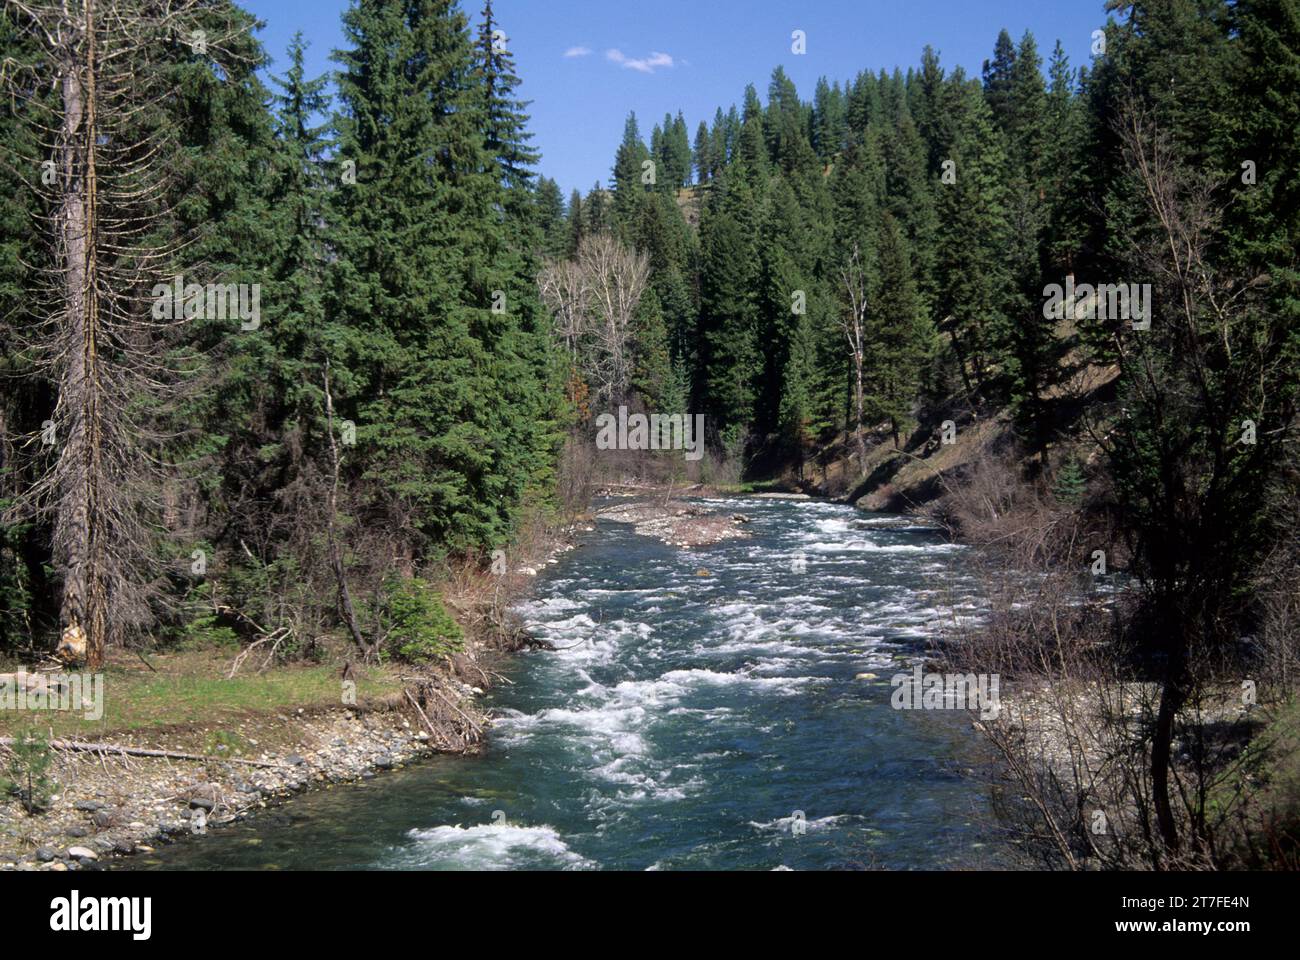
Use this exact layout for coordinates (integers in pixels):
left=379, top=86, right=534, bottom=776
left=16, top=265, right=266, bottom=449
left=913, top=46, right=950, bottom=172
left=846, top=70, right=881, bottom=142
left=982, top=28, right=1017, bottom=130
left=534, top=176, right=567, bottom=256
left=612, top=113, right=651, bottom=225
left=932, top=73, right=1014, bottom=404
left=475, top=0, right=539, bottom=223
left=737, top=84, right=768, bottom=178
left=663, top=111, right=692, bottom=189
left=331, top=0, right=549, bottom=553
left=0, top=7, right=48, bottom=653
left=1001, top=30, right=1060, bottom=465
left=812, top=77, right=847, bottom=160
left=584, top=180, right=613, bottom=235
left=634, top=191, right=696, bottom=363
left=630, top=288, right=672, bottom=410
left=868, top=214, right=933, bottom=446
left=696, top=172, right=762, bottom=440
left=757, top=178, right=811, bottom=445
left=1042, top=40, right=1088, bottom=273
left=565, top=187, right=585, bottom=257
left=883, top=113, right=940, bottom=312
left=693, top=121, right=713, bottom=184
left=709, top=107, right=732, bottom=179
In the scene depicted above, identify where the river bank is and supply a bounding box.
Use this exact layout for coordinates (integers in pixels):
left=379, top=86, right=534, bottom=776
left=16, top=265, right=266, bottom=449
left=0, top=519, right=586, bottom=872
left=0, top=698, right=446, bottom=871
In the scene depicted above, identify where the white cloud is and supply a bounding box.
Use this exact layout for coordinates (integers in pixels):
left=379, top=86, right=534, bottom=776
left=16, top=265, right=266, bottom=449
left=605, top=49, right=675, bottom=74
left=563, top=46, right=592, bottom=58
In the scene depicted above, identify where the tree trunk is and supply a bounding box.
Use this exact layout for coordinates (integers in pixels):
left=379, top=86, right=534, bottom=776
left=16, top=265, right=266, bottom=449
left=57, top=3, right=108, bottom=671
left=852, top=348, right=867, bottom=464
left=1151, top=660, right=1186, bottom=863
left=323, top=363, right=372, bottom=660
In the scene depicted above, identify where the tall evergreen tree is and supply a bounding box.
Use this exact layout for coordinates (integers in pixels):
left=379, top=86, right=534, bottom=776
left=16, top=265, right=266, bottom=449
left=612, top=113, right=651, bottom=225
left=932, top=74, right=1014, bottom=403
left=534, top=176, right=567, bottom=256
left=868, top=214, right=933, bottom=446
left=331, top=0, right=549, bottom=553
left=693, top=121, right=713, bottom=184
left=982, top=28, right=1018, bottom=130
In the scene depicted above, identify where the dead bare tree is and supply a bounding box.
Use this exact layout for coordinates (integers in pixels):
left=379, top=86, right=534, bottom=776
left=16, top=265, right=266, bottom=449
left=1, top=0, right=256, bottom=667
left=322, top=359, right=372, bottom=661
left=838, top=241, right=870, bottom=466
left=538, top=256, right=589, bottom=366
left=547, top=233, right=647, bottom=408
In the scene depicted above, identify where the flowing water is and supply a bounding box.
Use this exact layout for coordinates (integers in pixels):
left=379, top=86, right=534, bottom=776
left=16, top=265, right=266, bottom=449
left=128, top=497, right=1005, bottom=871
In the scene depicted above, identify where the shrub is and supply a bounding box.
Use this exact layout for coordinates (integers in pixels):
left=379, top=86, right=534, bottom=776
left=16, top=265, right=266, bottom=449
left=1052, top=457, right=1087, bottom=505
left=379, top=577, right=463, bottom=665
left=2, top=729, right=56, bottom=814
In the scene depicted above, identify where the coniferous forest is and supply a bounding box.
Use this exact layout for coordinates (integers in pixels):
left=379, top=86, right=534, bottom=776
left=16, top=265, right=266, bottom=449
left=1, top=0, right=1299, bottom=884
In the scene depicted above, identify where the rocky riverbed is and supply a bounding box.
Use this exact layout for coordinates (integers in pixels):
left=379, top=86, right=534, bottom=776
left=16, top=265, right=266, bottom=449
left=595, top=499, right=754, bottom=548
left=0, top=700, right=469, bottom=872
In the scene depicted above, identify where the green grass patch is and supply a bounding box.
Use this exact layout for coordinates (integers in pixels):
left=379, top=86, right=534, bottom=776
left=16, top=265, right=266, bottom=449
left=0, top=649, right=401, bottom=743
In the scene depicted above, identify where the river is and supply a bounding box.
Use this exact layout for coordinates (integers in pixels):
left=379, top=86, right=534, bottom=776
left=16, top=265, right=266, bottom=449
left=127, top=497, right=1004, bottom=870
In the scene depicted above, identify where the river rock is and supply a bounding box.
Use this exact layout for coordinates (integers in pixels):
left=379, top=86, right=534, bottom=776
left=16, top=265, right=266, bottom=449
left=188, top=783, right=221, bottom=810
left=66, top=846, right=97, bottom=861
left=35, top=847, right=56, bottom=863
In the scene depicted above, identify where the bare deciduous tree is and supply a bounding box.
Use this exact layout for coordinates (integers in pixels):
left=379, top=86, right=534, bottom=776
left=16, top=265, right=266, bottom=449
left=538, top=233, right=648, bottom=410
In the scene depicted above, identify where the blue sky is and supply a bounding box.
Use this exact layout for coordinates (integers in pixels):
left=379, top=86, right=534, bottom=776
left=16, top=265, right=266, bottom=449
left=243, top=0, right=1108, bottom=197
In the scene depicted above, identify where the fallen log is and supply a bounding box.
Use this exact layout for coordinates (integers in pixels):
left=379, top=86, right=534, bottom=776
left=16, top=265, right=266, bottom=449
left=0, top=737, right=286, bottom=768
left=399, top=677, right=484, bottom=739
left=403, top=688, right=443, bottom=743
left=423, top=682, right=484, bottom=738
